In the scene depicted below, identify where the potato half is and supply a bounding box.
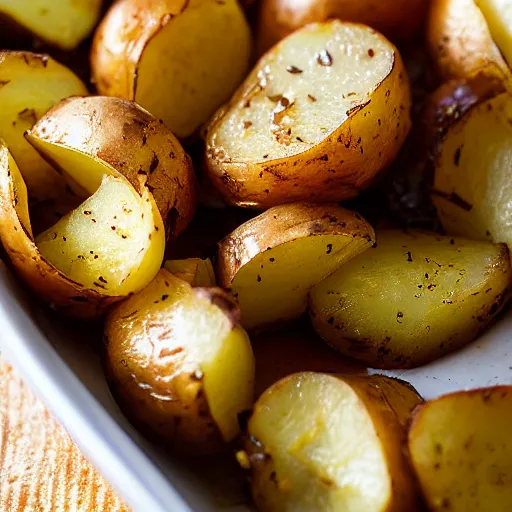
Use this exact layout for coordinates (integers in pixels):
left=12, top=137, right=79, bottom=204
left=205, top=20, right=411, bottom=209
left=217, top=203, right=375, bottom=330
left=0, top=51, right=88, bottom=203
left=91, top=0, right=251, bottom=139
left=432, top=93, right=512, bottom=249
left=239, top=372, right=422, bottom=512
left=409, top=386, right=512, bottom=512
left=256, top=0, right=428, bottom=55
left=309, top=230, right=511, bottom=369
left=0, top=0, right=102, bottom=50
left=25, top=95, right=196, bottom=236
left=105, top=269, right=255, bottom=455
left=164, top=258, right=216, bottom=286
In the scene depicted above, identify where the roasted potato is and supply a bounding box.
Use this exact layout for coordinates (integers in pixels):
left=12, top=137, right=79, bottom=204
left=105, top=269, right=255, bottom=455
left=0, top=51, right=88, bottom=203
left=239, top=372, right=422, bottom=512
left=163, top=258, right=216, bottom=286
left=427, top=0, right=511, bottom=92
left=408, top=386, right=512, bottom=512
left=217, top=203, right=375, bottom=330
left=309, top=230, right=511, bottom=368
left=0, top=0, right=102, bottom=50
left=205, top=20, right=411, bottom=209
left=256, top=0, right=428, bottom=55
left=91, top=0, right=251, bottom=139
left=432, top=93, right=512, bottom=248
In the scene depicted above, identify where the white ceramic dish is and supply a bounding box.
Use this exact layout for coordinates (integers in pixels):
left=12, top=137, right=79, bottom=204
left=0, top=260, right=511, bottom=511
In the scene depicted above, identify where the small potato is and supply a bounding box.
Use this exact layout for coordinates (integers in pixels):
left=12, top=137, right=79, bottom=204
left=163, top=258, right=216, bottom=287
left=239, top=372, right=422, bottom=512
left=309, top=230, right=511, bottom=368
left=0, top=51, right=88, bottom=203
left=0, top=0, right=102, bottom=50
left=91, top=0, right=251, bottom=139
left=408, top=386, right=512, bottom=512
left=217, top=203, right=375, bottom=330
left=256, top=0, right=428, bottom=55
left=205, top=20, right=411, bottom=209
left=105, top=269, right=255, bottom=455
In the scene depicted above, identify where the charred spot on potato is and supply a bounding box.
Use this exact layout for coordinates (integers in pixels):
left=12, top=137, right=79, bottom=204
left=315, top=49, right=333, bottom=67
left=286, top=65, right=303, bottom=74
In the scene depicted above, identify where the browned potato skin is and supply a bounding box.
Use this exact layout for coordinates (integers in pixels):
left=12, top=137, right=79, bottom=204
left=256, top=0, right=428, bottom=55
left=28, top=96, right=196, bottom=237
left=427, top=0, right=511, bottom=93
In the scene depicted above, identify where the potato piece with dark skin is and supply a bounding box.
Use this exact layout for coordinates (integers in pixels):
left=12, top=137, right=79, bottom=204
left=408, top=386, right=512, bottom=512
left=105, top=269, right=255, bottom=455
left=309, top=230, right=511, bottom=369
left=239, top=372, right=422, bottom=512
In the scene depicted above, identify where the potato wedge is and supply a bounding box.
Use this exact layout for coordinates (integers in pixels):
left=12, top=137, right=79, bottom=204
left=105, top=269, right=255, bottom=455
left=217, top=203, right=375, bottom=330
left=431, top=93, right=512, bottom=248
left=309, top=230, right=511, bottom=368
left=164, top=258, right=215, bottom=286
left=25, top=95, right=196, bottom=236
left=0, top=0, right=102, bottom=50
left=427, top=0, right=511, bottom=91
left=91, top=0, right=251, bottom=139
left=205, top=20, right=411, bottom=209
left=0, top=51, right=88, bottom=203
left=239, top=372, right=422, bottom=512
left=408, top=386, right=512, bottom=512
left=256, top=0, right=428, bottom=55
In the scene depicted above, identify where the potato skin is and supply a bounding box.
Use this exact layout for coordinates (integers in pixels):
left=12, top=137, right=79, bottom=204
left=27, top=96, right=196, bottom=237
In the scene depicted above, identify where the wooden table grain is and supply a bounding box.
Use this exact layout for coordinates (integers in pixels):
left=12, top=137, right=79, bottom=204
left=0, top=355, right=129, bottom=512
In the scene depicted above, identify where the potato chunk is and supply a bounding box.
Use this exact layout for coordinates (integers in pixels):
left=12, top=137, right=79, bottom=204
left=91, top=0, right=251, bottom=139
left=408, top=386, right=512, bottom=512
left=240, top=372, right=422, bottom=512
left=217, top=203, right=375, bottom=330
left=206, top=20, right=411, bottom=208
left=164, top=258, right=216, bottom=286
left=309, top=230, right=511, bottom=368
left=105, top=269, right=255, bottom=455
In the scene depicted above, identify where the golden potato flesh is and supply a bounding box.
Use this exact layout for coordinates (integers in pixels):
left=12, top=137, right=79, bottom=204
left=105, top=269, right=255, bottom=455
left=408, top=386, right=512, bottom=512
left=206, top=20, right=411, bottom=209
left=164, top=258, right=215, bottom=286
left=432, top=93, right=512, bottom=248
left=309, top=230, right=511, bottom=369
left=0, top=0, right=102, bottom=50
left=241, top=372, right=422, bottom=512
left=0, top=51, right=88, bottom=203
left=91, top=0, right=251, bottom=139
left=217, top=203, right=375, bottom=330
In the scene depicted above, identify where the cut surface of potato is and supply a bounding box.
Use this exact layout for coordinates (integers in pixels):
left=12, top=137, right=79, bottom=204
left=432, top=93, right=512, bottom=248
left=206, top=20, right=411, bottom=208
left=0, top=51, right=88, bottom=202
left=105, top=269, right=254, bottom=455
left=241, top=372, right=421, bottom=512
left=0, top=0, right=102, bottom=49
left=409, top=386, right=512, bottom=512
left=217, top=203, right=375, bottom=330
left=91, top=0, right=251, bottom=139
left=164, top=258, right=215, bottom=286
left=309, top=230, right=511, bottom=368
left=36, top=175, right=165, bottom=296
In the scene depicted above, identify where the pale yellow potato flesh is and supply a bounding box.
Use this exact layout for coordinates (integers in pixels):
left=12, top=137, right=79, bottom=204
left=409, top=386, right=512, bottom=512
left=36, top=175, right=165, bottom=297
left=309, top=230, right=511, bottom=368
left=105, top=269, right=255, bottom=455
left=432, top=93, right=512, bottom=248
left=217, top=203, right=375, bottom=330
left=0, top=51, right=88, bottom=202
left=242, top=372, right=421, bottom=512
left=0, top=0, right=102, bottom=49
left=164, top=258, right=216, bottom=286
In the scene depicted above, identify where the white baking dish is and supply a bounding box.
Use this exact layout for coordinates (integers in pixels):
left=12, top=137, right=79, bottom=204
left=0, top=260, right=511, bottom=512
